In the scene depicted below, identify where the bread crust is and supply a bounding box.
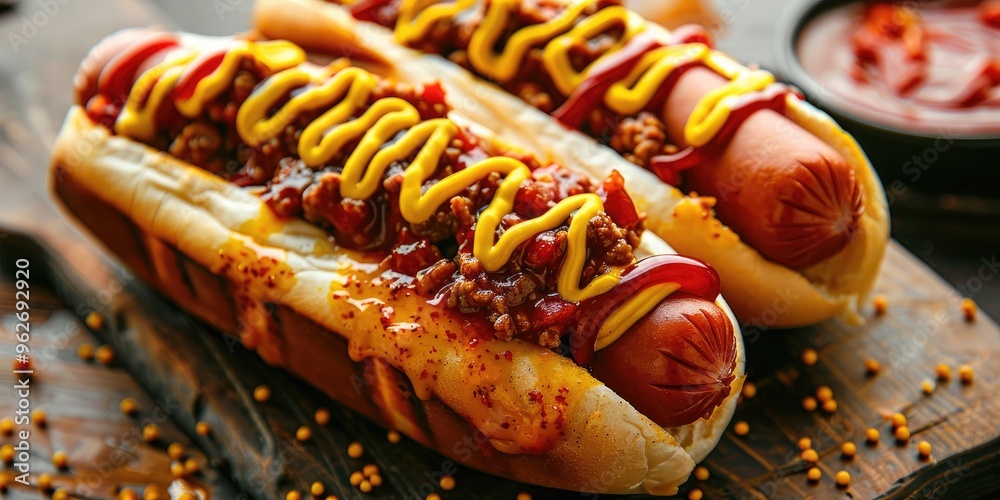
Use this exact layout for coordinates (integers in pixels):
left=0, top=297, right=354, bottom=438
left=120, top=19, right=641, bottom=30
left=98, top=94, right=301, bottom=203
left=252, top=0, right=890, bottom=328
left=50, top=106, right=745, bottom=494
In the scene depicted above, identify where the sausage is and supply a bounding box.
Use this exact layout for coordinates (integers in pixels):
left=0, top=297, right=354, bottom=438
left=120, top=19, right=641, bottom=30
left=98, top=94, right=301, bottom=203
left=74, top=28, right=160, bottom=105
left=590, top=292, right=737, bottom=428
left=662, top=67, right=865, bottom=269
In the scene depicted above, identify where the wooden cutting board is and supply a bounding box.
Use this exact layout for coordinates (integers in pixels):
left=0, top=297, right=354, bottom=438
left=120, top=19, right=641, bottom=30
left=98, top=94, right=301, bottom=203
left=1, top=0, right=998, bottom=498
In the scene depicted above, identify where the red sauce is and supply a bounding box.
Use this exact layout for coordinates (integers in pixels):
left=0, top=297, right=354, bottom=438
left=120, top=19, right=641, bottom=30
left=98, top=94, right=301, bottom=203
left=570, top=254, right=721, bottom=366
left=798, top=1, right=1000, bottom=135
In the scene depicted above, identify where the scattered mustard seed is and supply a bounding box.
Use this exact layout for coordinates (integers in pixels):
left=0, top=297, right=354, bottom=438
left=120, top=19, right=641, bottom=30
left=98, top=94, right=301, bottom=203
left=921, top=379, right=936, bottom=395
left=841, top=441, right=857, bottom=458
left=801, top=449, right=819, bottom=463
left=53, top=488, right=70, bottom=500
left=798, top=437, right=812, bottom=451
left=742, top=381, right=757, bottom=399
left=348, top=441, right=364, bottom=459
left=285, top=491, right=301, bottom=500
left=349, top=471, right=364, bottom=486
left=688, top=488, right=704, bottom=500
left=118, top=488, right=139, bottom=500
left=807, top=467, right=822, bottom=482
left=167, top=442, right=185, bottom=461
left=32, top=408, right=47, bottom=428
left=120, top=397, right=139, bottom=416
left=873, top=295, right=888, bottom=315
left=958, top=364, right=974, bottom=385
left=935, top=363, right=951, bottom=382
left=77, top=343, right=95, bottom=361
left=52, top=450, right=68, bottom=469
left=253, top=385, right=271, bottom=403
left=961, top=298, right=977, bottom=322
left=38, top=472, right=53, bottom=491
left=86, top=311, right=106, bottom=330
left=894, top=426, right=911, bottom=442
left=170, top=462, right=186, bottom=479
left=95, top=344, right=116, bottom=365
left=142, top=424, right=160, bottom=443
left=362, top=464, right=379, bottom=477
left=734, top=421, right=749, bottom=436
left=918, top=441, right=932, bottom=457
left=802, top=396, right=818, bottom=412
left=387, top=430, right=402, bottom=444
left=440, top=475, right=456, bottom=491
left=865, top=358, right=881, bottom=376
left=426, top=495, right=441, bottom=500
left=0, top=444, right=14, bottom=463
left=866, top=428, right=880, bottom=444
left=815, top=386, right=833, bottom=403
left=891, top=413, right=907, bottom=428
left=196, top=421, right=211, bottom=436
left=314, top=408, right=331, bottom=426
left=517, top=494, right=532, bottom=500
left=694, top=466, right=710, bottom=481
left=311, top=482, right=325, bottom=496
left=359, top=480, right=373, bottom=493
left=823, top=399, right=839, bottom=414
left=184, top=458, right=200, bottom=475
left=835, top=470, right=851, bottom=487
left=370, top=474, right=383, bottom=487
left=0, top=417, right=13, bottom=436
left=296, top=426, right=311, bottom=442
left=802, top=348, right=819, bottom=366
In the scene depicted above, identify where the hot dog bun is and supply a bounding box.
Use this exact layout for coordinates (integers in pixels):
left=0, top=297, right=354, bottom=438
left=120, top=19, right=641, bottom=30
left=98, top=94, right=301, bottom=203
left=52, top=48, right=744, bottom=493
left=251, top=0, right=890, bottom=327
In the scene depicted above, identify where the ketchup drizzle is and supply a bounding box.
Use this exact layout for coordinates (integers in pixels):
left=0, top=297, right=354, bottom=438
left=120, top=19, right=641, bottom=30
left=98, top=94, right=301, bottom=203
left=571, top=254, right=721, bottom=367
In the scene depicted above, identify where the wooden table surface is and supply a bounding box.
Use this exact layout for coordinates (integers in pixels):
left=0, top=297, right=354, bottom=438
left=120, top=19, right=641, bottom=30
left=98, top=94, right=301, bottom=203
left=1, top=0, right=999, bottom=499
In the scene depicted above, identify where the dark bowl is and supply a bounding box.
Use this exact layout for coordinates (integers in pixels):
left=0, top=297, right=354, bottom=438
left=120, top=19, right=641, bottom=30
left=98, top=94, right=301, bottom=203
left=772, top=0, right=1000, bottom=201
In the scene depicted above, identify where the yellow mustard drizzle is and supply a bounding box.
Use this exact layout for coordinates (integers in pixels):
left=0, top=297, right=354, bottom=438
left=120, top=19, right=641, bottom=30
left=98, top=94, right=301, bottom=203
left=394, top=0, right=778, bottom=147
left=114, top=39, right=622, bottom=303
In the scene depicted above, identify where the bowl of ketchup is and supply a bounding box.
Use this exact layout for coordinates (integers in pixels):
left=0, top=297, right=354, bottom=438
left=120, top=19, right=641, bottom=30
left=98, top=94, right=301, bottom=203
left=775, top=0, right=1000, bottom=198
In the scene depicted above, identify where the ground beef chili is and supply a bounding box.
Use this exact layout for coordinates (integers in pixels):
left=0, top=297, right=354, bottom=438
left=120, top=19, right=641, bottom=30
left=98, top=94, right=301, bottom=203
left=88, top=58, right=644, bottom=346
left=332, top=0, right=676, bottom=177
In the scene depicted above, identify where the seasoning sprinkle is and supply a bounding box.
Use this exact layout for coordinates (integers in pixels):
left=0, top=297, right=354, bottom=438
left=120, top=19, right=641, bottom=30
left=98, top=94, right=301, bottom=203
left=349, top=471, right=364, bottom=486
left=184, top=457, right=200, bottom=475
left=348, top=441, right=364, bottom=459
left=0, top=444, right=13, bottom=464
left=801, top=449, right=819, bottom=463
left=38, top=472, right=53, bottom=492
left=170, top=462, right=186, bottom=479
left=370, top=474, right=383, bottom=487
left=86, top=311, right=106, bottom=330
left=32, top=408, right=47, bottom=427
left=841, top=441, right=857, bottom=458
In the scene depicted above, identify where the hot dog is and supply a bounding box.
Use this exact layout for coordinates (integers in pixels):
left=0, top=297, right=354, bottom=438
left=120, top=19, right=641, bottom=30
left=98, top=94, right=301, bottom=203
left=52, top=30, right=745, bottom=495
left=252, top=0, right=891, bottom=327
